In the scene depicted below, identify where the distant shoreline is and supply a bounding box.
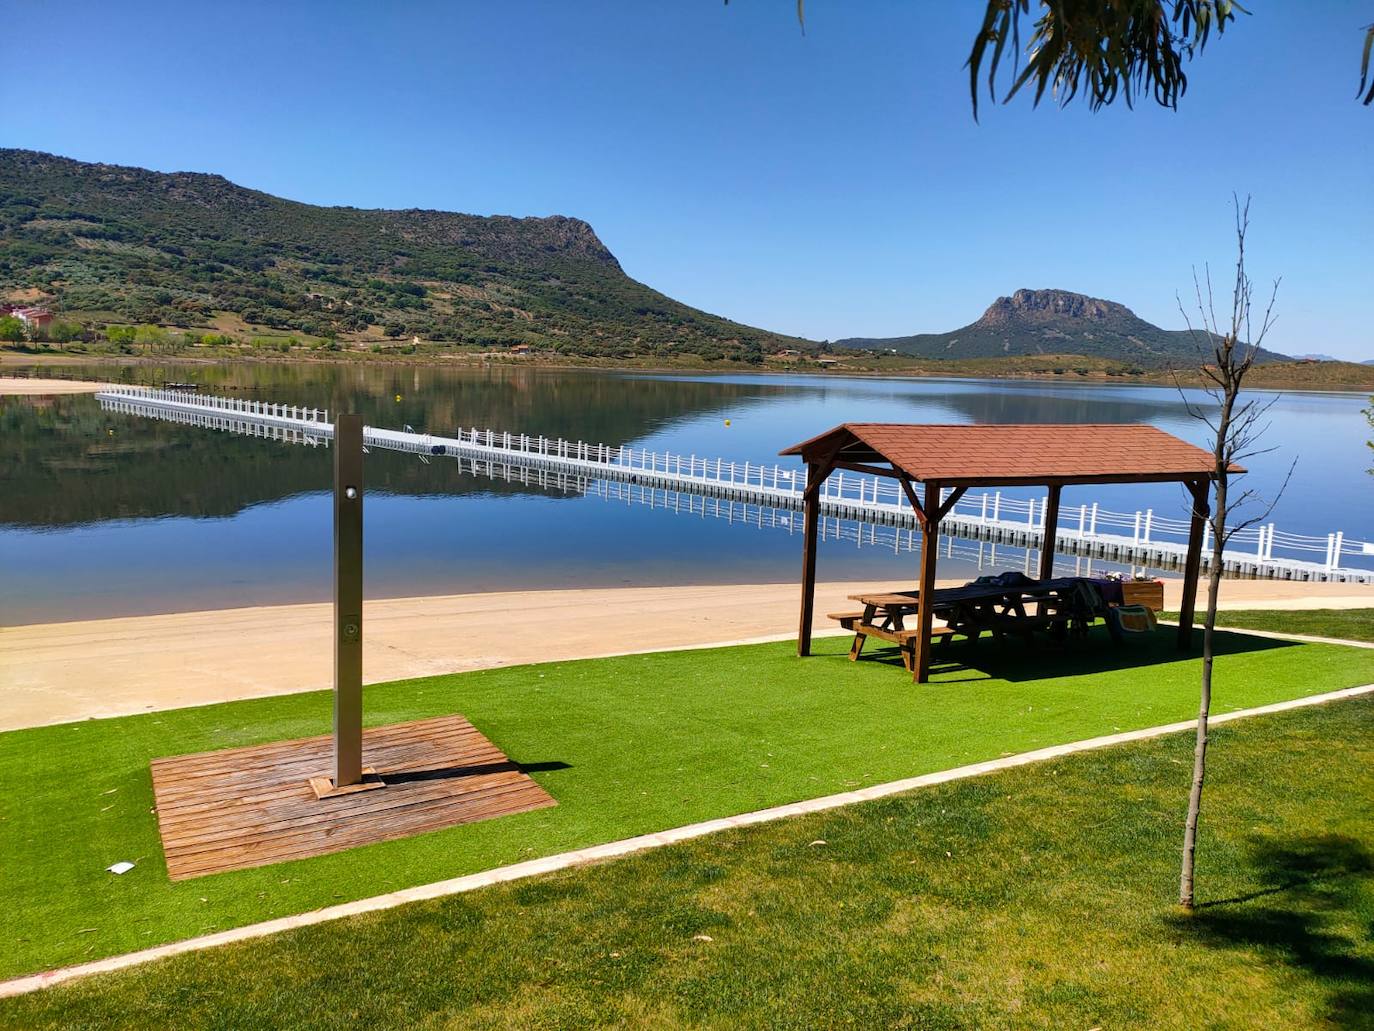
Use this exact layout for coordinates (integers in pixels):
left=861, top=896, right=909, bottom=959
left=4, top=348, right=1372, bottom=396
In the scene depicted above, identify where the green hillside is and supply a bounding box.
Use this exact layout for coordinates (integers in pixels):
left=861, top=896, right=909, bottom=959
left=839, top=288, right=1290, bottom=368
left=0, top=150, right=807, bottom=362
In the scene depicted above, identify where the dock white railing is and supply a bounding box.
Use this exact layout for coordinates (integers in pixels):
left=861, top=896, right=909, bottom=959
left=96, top=387, right=1374, bottom=583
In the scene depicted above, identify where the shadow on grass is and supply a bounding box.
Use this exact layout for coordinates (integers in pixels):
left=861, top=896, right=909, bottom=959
left=383, top=759, right=571, bottom=786
left=847, top=626, right=1296, bottom=684
left=1172, top=834, right=1374, bottom=1028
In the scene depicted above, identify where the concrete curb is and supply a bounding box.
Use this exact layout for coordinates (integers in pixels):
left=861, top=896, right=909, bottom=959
left=3, top=680, right=1371, bottom=999
left=1156, top=620, right=1374, bottom=650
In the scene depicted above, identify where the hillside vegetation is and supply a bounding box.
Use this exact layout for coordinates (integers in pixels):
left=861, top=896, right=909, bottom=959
left=0, top=150, right=806, bottom=362
left=3, top=152, right=1365, bottom=388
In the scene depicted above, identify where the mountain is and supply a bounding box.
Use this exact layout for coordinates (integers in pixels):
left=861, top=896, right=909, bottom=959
left=838, top=288, right=1290, bottom=368
left=0, top=149, right=806, bottom=361
left=1292, top=353, right=1339, bottom=362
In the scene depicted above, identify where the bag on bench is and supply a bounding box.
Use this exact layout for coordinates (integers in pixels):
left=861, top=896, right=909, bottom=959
left=1110, top=605, right=1158, bottom=634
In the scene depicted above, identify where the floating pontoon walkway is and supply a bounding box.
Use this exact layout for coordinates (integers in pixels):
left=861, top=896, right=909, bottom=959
left=97, top=388, right=1374, bottom=583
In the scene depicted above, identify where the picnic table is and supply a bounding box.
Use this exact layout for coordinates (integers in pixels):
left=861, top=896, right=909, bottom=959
left=830, top=577, right=1114, bottom=671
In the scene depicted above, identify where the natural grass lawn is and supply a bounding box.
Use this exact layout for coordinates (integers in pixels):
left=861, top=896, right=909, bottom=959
left=1163, top=608, right=1374, bottom=645
left=4, top=694, right=1371, bottom=1029
left=2, top=628, right=1372, bottom=983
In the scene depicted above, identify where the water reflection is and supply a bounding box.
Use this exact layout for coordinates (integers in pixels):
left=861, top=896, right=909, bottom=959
left=0, top=365, right=771, bottom=527
left=1, top=363, right=1369, bottom=625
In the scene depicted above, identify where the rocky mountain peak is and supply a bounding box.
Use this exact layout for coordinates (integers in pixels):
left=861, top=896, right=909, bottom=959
left=975, top=288, right=1135, bottom=329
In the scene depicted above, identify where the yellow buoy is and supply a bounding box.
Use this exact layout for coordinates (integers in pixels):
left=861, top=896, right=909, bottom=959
left=724, top=419, right=731, bottom=427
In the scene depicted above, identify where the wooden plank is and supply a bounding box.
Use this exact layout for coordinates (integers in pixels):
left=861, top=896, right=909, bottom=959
left=847, top=592, right=920, bottom=606
left=850, top=623, right=953, bottom=646
left=151, top=740, right=509, bottom=817
left=149, top=715, right=556, bottom=880
left=1122, top=580, right=1166, bottom=611
left=151, top=725, right=494, bottom=793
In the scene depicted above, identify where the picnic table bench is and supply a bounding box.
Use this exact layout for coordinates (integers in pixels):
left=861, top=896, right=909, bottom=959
left=826, top=602, right=955, bottom=672
left=834, top=577, right=1116, bottom=672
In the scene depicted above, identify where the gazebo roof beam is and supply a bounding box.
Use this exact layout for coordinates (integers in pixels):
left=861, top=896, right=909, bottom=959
left=832, top=460, right=904, bottom=478
left=897, top=476, right=930, bottom=527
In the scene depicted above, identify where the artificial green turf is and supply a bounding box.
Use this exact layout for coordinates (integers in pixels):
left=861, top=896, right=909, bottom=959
left=4, top=692, right=1371, bottom=1028
left=1163, top=608, right=1374, bottom=644
left=2, top=627, right=1372, bottom=981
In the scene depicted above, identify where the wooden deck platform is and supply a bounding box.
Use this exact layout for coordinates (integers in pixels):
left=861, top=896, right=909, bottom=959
left=150, top=714, right=556, bottom=880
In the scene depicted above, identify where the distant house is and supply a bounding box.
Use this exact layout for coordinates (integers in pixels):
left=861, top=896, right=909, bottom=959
left=510, top=344, right=531, bottom=355
left=13, top=307, right=54, bottom=330
left=816, top=356, right=839, bottom=366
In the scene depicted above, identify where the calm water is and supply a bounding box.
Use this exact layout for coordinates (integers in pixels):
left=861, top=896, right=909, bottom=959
left=3, top=362, right=1370, bottom=625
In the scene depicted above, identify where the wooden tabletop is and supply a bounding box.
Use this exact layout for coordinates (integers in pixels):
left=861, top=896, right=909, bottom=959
left=847, top=591, right=920, bottom=606
left=849, top=578, right=1086, bottom=610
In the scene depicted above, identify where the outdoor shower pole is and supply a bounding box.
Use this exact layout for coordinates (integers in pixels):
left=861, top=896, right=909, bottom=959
left=333, top=413, right=364, bottom=788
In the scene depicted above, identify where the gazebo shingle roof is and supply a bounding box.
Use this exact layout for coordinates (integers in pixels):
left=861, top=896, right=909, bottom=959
left=780, top=423, right=1235, bottom=486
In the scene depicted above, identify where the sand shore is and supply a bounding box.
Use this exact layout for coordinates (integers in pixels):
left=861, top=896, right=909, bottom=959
left=3, top=579, right=1372, bottom=732
left=0, top=377, right=116, bottom=395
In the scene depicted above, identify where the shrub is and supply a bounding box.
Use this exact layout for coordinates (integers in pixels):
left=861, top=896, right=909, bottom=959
left=49, top=321, right=83, bottom=343
left=0, top=316, right=25, bottom=342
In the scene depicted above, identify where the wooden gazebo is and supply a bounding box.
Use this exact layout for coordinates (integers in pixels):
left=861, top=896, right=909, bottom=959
left=781, top=423, right=1234, bottom=683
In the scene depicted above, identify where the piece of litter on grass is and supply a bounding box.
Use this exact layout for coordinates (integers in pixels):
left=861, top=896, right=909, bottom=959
left=692, top=934, right=713, bottom=942
left=808, top=840, right=827, bottom=847
left=106, top=861, right=135, bottom=875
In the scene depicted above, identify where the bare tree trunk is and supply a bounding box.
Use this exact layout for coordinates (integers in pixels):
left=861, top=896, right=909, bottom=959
left=1174, top=196, right=1283, bottom=910
left=1179, top=411, right=1232, bottom=910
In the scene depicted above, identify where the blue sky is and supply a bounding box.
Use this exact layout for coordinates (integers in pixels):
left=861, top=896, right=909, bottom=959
left=7, top=1, right=1371, bottom=357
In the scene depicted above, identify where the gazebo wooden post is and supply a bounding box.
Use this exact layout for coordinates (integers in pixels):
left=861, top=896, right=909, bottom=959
left=797, top=461, right=822, bottom=657
left=1037, top=483, right=1063, bottom=583
left=912, top=480, right=940, bottom=683
left=1032, top=484, right=1064, bottom=617
left=1176, top=478, right=1211, bottom=650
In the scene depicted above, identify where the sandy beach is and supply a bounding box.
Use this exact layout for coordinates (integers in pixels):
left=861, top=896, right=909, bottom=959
left=0, top=377, right=116, bottom=395
left=3, top=578, right=1371, bottom=732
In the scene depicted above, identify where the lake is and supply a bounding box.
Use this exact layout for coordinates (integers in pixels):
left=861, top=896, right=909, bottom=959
left=3, top=362, right=1371, bottom=625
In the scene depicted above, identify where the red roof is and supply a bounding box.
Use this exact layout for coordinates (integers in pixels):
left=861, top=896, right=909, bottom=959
left=780, top=423, right=1237, bottom=486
